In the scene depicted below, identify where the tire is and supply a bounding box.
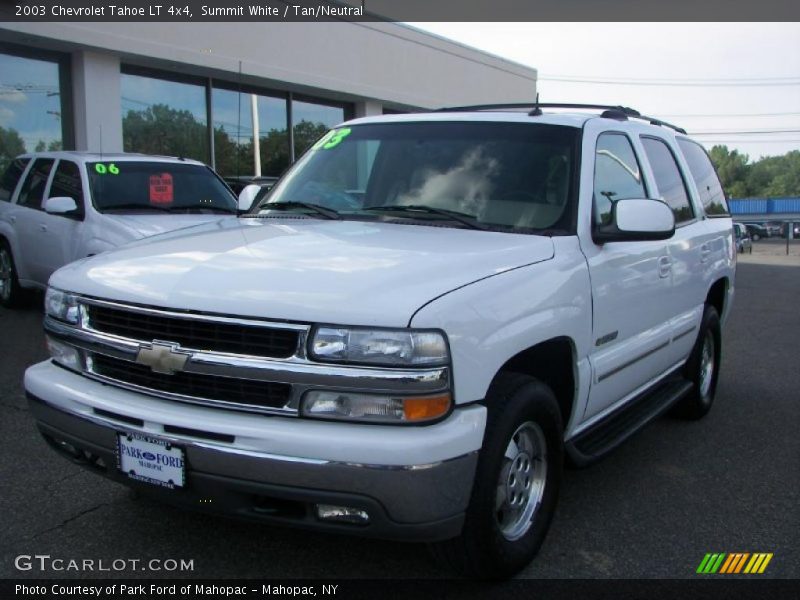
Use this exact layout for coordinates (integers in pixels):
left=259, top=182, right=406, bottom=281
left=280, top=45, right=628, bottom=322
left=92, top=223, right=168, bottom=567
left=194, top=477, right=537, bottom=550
left=0, top=241, right=25, bottom=308
left=751, top=233, right=760, bottom=241
left=672, top=305, right=721, bottom=420
left=430, top=373, right=563, bottom=579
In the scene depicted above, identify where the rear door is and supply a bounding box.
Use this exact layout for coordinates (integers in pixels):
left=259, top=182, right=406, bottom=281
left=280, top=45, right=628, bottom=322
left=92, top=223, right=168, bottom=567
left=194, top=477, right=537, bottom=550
left=639, top=136, right=708, bottom=366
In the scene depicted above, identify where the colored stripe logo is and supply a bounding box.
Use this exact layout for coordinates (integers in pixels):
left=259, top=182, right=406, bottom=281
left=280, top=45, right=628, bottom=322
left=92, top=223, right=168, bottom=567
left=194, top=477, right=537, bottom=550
left=697, top=553, right=773, bottom=574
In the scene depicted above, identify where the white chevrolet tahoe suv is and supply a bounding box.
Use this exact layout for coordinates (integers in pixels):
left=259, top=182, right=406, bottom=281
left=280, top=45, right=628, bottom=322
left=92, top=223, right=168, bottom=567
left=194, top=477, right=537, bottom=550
left=24, top=105, right=735, bottom=578
left=0, top=151, right=240, bottom=307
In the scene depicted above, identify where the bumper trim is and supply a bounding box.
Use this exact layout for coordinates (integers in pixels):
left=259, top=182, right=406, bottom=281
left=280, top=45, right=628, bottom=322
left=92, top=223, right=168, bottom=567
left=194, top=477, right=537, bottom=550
left=27, top=392, right=478, bottom=540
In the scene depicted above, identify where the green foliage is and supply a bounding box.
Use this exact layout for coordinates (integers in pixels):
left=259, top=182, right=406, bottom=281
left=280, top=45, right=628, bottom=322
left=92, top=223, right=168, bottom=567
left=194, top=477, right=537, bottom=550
left=709, top=145, right=800, bottom=198
left=121, top=106, right=328, bottom=178
left=0, top=126, right=26, bottom=173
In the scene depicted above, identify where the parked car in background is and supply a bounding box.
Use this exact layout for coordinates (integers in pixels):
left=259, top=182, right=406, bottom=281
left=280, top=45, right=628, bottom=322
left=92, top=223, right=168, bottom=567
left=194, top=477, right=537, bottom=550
left=0, top=152, right=240, bottom=307
left=763, top=221, right=783, bottom=237
left=733, top=222, right=752, bottom=253
left=781, top=221, right=800, bottom=239
left=223, top=175, right=278, bottom=196
left=741, top=222, right=769, bottom=241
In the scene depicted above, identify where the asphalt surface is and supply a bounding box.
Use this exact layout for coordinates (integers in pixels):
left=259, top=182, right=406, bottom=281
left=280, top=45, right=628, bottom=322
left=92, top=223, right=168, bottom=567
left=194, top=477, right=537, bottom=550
left=0, top=261, right=798, bottom=580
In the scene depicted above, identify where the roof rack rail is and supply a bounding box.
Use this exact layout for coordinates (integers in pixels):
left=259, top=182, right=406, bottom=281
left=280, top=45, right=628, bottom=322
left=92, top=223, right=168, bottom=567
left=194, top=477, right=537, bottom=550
left=434, top=102, right=687, bottom=135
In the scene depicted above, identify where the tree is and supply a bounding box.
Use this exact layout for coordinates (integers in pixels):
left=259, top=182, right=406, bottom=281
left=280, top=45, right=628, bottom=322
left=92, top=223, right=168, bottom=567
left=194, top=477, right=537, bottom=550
left=708, top=145, right=800, bottom=198
left=122, top=104, right=208, bottom=162
left=0, top=126, right=26, bottom=174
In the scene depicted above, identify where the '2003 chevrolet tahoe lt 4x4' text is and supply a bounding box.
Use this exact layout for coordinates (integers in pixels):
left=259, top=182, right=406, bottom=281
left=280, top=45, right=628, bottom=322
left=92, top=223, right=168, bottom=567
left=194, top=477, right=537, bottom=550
left=25, top=104, right=735, bottom=578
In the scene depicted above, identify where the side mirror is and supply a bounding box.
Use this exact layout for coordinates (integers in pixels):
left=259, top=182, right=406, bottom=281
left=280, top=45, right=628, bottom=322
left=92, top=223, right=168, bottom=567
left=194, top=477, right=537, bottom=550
left=238, top=184, right=261, bottom=212
left=44, top=196, right=79, bottom=215
left=594, top=198, right=675, bottom=244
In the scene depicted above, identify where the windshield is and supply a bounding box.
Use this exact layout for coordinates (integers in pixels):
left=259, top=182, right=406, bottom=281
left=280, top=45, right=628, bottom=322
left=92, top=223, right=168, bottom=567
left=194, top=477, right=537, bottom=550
left=88, top=162, right=237, bottom=213
left=254, top=122, right=579, bottom=233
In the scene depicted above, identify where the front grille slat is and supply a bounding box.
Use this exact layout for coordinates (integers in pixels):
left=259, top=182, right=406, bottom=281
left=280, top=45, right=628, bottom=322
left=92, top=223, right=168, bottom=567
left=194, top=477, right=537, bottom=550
left=91, top=354, right=291, bottom=409
left=87, top=305, right=300, bottom=358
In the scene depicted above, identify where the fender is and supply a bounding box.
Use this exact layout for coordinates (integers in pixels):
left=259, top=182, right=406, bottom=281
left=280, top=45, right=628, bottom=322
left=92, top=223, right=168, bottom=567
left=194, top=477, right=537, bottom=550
left=410, top=237, right=593, bottom=436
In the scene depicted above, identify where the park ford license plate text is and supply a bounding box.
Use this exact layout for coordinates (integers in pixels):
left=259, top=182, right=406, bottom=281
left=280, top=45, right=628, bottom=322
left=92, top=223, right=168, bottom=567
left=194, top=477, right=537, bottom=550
left=118, top=433, right=185, bottom=489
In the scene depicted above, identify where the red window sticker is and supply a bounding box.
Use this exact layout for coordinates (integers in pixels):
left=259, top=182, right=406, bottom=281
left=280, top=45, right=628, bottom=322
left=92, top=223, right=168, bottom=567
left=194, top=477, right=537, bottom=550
left=149, top=173, right=174, bottom=204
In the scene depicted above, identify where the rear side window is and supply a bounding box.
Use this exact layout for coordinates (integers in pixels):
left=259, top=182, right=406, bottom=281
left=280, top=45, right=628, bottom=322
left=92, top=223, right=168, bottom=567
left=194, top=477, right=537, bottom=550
left=640, top=137, right=694, bottom=224
left=677, top=139, right=729, bottom=216
left=17, top=159, right=55, bottom=210
left=0, top=158, right=30, bottom=202
left=593, top=133, right=647, bottom=226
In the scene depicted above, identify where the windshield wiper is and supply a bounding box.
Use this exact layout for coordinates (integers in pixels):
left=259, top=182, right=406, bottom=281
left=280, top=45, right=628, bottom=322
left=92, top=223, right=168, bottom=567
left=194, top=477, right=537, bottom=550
left=364, top=205, right=488, bottom=230
left=101, top=203, right=172, bottom=213
left=251, top=201, right=341, bottom=220
left=168, top=205, right=237, bottom=214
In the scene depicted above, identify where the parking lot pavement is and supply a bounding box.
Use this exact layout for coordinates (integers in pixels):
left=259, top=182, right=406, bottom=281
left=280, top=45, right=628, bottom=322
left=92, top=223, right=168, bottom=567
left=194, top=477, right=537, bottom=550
left=1, top=261, right=798, bottom=580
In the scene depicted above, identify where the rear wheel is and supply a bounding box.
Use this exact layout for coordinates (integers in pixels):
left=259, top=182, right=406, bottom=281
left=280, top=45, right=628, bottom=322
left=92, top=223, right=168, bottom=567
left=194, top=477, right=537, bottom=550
left=0, top=242, right=25, bottom=308
left=430, top=373, right=563, bottom=579
left=673, top=305, right=721, bottom=420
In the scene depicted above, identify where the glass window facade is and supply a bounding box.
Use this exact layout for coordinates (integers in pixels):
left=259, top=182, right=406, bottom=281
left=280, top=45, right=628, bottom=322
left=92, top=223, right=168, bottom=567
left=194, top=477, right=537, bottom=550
left=121, top=67, right=351, bottom=180
left=121, top=71, right=209, bottom=162
left=212, top=87, right=289, bottom=178
left=292, top=99, right=346, bottom=159
left=0, top=48, right=69, bottom=173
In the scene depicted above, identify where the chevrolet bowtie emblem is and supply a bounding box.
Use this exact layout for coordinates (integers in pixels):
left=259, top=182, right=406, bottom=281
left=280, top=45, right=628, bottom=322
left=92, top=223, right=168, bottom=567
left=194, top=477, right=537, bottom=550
left=135, top=341, right=190, bottom=375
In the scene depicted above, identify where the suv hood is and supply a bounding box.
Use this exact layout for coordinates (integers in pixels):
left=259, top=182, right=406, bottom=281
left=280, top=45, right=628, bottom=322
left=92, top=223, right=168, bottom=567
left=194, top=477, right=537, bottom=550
left=52, top=218, right=555, bottom=326
left=102, top=213, right=235, bottom=240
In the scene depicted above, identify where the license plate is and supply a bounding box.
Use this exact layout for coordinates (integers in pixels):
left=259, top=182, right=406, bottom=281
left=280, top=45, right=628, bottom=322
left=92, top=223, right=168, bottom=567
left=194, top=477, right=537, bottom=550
left=117, top=433, right=185, bottom=489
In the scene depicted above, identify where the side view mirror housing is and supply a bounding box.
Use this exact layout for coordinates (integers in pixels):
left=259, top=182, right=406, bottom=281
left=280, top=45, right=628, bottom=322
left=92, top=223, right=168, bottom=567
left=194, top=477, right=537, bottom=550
left=44, top=196, right=79, bottom=215
left=593, top=198, right=675, bottom=244
left=238, top=184, right=261, bottom=212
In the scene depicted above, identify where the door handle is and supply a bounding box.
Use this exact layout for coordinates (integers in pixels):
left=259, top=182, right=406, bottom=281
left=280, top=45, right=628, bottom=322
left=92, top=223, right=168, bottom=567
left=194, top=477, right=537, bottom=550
left=658, top=256, right=672, bottom=278
left=39, top=224, right=48, bottom=232
left=700, top=243, right=711, bottom=263
left=9, top=215, right=16, bottom=223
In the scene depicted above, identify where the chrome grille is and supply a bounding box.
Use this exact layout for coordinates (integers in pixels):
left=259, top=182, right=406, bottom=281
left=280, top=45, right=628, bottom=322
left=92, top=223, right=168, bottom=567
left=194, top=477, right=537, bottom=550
left=90, top=353, right=292, bottom=410
left=86, top=304, right=300, bottom=358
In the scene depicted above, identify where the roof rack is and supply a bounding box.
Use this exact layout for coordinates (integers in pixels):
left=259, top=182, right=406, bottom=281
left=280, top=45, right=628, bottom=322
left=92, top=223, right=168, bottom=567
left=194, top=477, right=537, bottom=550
left=434, top=102, right=687, bottom=135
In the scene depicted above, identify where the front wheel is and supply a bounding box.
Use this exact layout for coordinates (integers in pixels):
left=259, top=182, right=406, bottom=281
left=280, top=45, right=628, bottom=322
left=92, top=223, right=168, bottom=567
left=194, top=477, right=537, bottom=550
left=430, top=373, right=563, bottom=579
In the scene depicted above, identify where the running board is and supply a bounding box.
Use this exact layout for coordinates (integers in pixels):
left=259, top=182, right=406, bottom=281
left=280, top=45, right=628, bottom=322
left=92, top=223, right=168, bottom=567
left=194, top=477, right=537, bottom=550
left=566, top=378, right=694, bottom=467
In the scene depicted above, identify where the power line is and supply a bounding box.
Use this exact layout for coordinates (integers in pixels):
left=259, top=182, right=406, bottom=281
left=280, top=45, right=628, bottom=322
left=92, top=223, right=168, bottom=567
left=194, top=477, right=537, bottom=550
left=539, top=76, right=800, bottom=87
left=655, top=111, right=800, bottom=118
left=689, top=129, right=800, bottom=135
left=694, top=139, right=800, bottom=144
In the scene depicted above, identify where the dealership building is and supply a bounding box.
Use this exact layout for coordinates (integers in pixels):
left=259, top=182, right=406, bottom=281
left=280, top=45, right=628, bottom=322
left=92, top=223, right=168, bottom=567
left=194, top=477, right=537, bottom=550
left=0, top=21, right=538, bottom=178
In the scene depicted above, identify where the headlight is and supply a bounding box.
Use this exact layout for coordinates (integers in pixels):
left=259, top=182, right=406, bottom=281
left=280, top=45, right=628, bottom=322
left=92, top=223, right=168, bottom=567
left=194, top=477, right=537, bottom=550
left=45, top=287, right=80, bottom=325
left=302, top=390, right=451, bottom=424
left=310, top=327, right=448, bottom=367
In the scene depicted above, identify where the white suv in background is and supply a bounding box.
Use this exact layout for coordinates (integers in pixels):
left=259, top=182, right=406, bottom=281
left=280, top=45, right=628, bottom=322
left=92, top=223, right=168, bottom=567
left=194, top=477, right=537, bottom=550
left=25, top=105, right=735, bottom=578
left=0, top=152, right=240, bottom=307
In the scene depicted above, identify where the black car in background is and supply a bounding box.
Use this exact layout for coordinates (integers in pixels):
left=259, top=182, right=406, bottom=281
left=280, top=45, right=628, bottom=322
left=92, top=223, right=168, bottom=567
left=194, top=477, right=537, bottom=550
left=741, top=222, right=770, bottom=241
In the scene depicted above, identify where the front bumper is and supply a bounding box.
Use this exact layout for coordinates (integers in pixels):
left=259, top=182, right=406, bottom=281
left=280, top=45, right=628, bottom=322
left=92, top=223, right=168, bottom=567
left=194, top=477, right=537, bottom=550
left=25, top=361, right=486, bottom=542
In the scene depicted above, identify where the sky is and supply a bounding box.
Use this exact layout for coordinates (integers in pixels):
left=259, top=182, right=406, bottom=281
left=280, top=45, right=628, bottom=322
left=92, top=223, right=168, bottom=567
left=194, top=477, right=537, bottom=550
left=409, top=23, right=800, bottom=160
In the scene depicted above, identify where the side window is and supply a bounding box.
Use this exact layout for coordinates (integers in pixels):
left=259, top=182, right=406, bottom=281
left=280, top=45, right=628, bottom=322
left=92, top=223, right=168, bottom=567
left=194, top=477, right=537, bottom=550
left=17, top=159, right=55, bottom=210
left=640, top=137, right=694, bottom=224
left=677, top=138, right=729, bottom=216
left=593, top=133, right=646, bottom=226
left=0, top=158, right=30, bottom=202
left=49, top=160, right=85, bottom=215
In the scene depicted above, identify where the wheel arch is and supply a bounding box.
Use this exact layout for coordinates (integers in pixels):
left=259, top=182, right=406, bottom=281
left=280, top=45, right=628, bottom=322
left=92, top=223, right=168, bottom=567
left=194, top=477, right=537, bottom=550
left=492, top=336, right=577, bottom=429
left=706, top=277, right=728, bottom=317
